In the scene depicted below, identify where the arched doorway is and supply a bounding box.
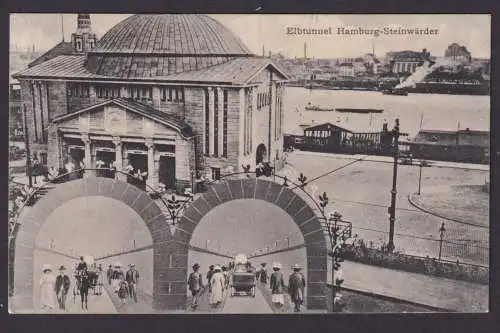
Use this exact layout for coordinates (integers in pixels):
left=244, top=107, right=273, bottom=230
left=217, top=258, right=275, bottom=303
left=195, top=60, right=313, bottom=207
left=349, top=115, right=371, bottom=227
left=11, top=176, right=172, bottom=312
left=256, top=144, right=268, bottom=165
left=175, top=178, right=328, bottom=311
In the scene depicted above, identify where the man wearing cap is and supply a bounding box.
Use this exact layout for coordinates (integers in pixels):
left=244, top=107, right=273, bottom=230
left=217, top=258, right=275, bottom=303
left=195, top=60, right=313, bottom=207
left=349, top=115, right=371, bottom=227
left=126, top=264, right=140, bottom=303
left=55, top=265, right=71, bottom=310
left=288, top=264, right=306, bottom=312
left=188, top=263, right=204, bottom=310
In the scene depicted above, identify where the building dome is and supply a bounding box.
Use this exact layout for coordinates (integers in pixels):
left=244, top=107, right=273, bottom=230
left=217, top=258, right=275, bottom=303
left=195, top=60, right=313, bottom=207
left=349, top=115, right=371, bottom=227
left=86, top=14, right=254, bottom=78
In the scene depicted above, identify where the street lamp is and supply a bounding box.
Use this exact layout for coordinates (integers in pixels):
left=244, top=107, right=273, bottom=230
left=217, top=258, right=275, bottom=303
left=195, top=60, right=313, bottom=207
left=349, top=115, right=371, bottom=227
left=326, top=211, right=345, bottom=312
left=438, top=222, right=446, bottom=260
left=387, top=118, right=401, bottom=253
left=417, top=160, right=426, bottom=195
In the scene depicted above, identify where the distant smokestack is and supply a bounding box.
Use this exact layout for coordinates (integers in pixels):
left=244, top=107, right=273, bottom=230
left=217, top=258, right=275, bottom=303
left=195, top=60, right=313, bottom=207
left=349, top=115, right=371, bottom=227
left=262, top=44, right=265, bottom=57
left=268, top=50, right=271, bottom=58
left=304, top=42, right=307, bottom=59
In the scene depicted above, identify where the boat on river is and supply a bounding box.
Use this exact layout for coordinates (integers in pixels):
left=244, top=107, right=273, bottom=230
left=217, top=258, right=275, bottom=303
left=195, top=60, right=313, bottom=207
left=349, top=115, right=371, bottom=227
left=304, top=105, right=335, bottom=111
left=335, top=108, right=384, bottom=114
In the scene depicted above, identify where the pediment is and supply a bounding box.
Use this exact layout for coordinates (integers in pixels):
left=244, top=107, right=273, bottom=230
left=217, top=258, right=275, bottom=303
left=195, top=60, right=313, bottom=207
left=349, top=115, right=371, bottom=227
left=53, top=100, right=190, bottom=138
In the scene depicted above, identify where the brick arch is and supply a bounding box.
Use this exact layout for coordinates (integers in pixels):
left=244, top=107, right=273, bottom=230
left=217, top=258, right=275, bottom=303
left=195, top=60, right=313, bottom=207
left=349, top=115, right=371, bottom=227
left=175, top=178, right=328, bottom=311
left=11, top=176, right=173, bottom=312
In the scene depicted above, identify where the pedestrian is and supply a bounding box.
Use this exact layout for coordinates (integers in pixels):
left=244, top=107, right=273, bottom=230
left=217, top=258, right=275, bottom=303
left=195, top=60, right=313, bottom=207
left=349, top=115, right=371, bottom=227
left=106, top=265, right=113, bottom=285
left=112, top=262, right=124, bottom=293
left=55, top=265, right=71, bottom=311
left=270, top=262, right=285, bottom=311
left=209, top=265, right=225, bottom=307
left=188, top=263, right=204, bottom=310
left=126, top=264, right=140, bottom=303
left=221, top=266, right=229, bottom=289
left=259, top=263, right=268, bottom=284
left=96, top=264, right=104, bottom=295
left=39, top=264, right=56, bottom=312
left=206, top=265, right=214, bottom=293
left=288, top=264, right=306, bottom=312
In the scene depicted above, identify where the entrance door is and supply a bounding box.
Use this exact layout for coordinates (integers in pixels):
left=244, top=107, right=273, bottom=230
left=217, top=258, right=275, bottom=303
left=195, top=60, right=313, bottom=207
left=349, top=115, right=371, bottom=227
left=69, top=147, right=85, bottom=164
left=159, top=155, right=176, bottom=189
left=95, top=150, right=116, bottom=178
left=256, top=144, right=267, bottom=165
left=127, top=153, right=148, bottom=190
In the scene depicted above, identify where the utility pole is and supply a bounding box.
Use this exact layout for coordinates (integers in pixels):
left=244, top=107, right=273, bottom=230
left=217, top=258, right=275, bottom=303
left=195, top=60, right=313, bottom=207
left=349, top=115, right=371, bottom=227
left=22, top=104, right=33, bottom=187
left=387, top=118, right=400, bottom=253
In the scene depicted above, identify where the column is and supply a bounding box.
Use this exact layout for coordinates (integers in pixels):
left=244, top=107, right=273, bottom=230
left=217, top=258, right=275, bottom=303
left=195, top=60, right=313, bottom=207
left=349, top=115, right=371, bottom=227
left=113, top=136, right=126, bottom=181
left=81, top=134, right=92, bottom=177
left=208, top=87, right=215, bottom=156
left=238, top=88, right=245, bottom=166
left=217, top=87, right=224, bottom=157
left=145, top=139, right=156, bottom=189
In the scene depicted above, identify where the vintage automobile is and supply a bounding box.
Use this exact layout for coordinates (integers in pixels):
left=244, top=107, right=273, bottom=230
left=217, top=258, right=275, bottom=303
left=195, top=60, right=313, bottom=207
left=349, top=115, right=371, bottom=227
left=229, top=254, right=256, bottom=297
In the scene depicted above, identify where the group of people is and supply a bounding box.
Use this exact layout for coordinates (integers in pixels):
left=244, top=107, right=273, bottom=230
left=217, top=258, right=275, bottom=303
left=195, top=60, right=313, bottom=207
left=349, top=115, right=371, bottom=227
left=187, top=263, right=231, bottom=310
left=258, top=262, right=306, bottom=312
left=106, top=262, right=140, bottom=305
left=38, top=256, right=102, bottom=312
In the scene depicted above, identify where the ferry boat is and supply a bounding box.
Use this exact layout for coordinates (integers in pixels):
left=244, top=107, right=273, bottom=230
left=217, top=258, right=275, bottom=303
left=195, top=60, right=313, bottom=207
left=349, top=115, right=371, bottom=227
left=382, top=89, right=408, bottom=96
left=335, top=108, right=384, bottom=114
left=304, top=104, right=335, bottom=111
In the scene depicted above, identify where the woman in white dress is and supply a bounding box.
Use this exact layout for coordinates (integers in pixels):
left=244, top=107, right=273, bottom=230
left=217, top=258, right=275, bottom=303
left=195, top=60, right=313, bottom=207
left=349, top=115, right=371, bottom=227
left=39, top=264, right=56, bottom=312
left=210, top=266, right=225, bottom=307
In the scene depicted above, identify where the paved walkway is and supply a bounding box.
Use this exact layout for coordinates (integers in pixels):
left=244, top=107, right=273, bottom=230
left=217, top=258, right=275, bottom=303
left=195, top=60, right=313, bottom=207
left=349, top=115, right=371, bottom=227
left=222, top=283, right=273, bottom=314
left=341, top=260, right=488, bottom=312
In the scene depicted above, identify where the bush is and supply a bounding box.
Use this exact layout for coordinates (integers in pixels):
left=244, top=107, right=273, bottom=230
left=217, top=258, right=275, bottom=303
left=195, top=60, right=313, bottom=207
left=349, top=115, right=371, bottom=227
left=342, top=240, right=488, bottom=285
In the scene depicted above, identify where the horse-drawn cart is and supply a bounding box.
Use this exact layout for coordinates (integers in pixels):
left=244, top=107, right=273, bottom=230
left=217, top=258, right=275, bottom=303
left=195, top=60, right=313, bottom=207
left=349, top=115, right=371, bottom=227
left=229, top=254, right=256, bottom=297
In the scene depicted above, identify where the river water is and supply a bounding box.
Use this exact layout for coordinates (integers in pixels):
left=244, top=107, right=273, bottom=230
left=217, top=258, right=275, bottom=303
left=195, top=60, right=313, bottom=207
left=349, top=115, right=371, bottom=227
left=283, top=87, right=490, bottom=138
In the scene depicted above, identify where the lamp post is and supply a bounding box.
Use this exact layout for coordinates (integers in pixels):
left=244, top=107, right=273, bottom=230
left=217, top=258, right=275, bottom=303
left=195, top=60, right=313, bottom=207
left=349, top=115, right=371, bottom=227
left=326, top=211, right=343, bottom=312
left=22, top=105, right=32, bottom=187
left=387, top=118, right=400, bottom=253
left=417, top=160, right=425, bottom=195
left=438, top=222, right=446, bottom=260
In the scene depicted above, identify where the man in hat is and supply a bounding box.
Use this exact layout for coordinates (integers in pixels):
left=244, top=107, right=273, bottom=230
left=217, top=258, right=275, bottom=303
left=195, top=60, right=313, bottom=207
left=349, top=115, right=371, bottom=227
left=125, top=264, right=140, bottom=303
left=188, top=263, right=204, bottom=310
left=288, top=264, right=306, bottom=312
left=206, top=265, right=215, bottom=293
left=259, top=263, right=268, bottom=284
left=55, top=265, right=71, bottom=310
left=106, top=265, right=113, bottom=285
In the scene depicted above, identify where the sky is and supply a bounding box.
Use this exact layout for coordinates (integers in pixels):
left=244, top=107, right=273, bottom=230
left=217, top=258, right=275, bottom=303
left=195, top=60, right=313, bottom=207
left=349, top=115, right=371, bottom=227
left=10, top=14, right=491, bottom=59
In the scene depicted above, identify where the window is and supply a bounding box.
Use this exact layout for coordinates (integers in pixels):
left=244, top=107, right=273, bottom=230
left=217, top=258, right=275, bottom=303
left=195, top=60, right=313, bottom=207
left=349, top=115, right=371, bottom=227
left=213, top=90, right=219, bottom=157
left=204, top=89, right=210, bottom=155
left=128, top=86, right=152, bottom=101
left=257, top=92, right=271, bottom=109
left=97, top=85, right=120, bottom=98
left=222, top=89, right=228, bottom=158
left=68, top=83, right=90, bottom=98
left=76, top=39, right=82, bottom=52
left=211, top=167, right=221, bottom=181
left=160, top=87, right=184, bottom=102
left=89, top=40, right=95, bottom=49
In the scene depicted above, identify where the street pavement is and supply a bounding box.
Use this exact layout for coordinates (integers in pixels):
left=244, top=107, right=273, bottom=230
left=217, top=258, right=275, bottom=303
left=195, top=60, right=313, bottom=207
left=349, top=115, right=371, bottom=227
left=222, top=284, right=273, bottom=314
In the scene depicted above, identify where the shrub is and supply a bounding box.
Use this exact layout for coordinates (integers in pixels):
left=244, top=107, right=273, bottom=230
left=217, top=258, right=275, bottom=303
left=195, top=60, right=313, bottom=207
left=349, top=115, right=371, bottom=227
left=342, top=239, right=488, bottom=285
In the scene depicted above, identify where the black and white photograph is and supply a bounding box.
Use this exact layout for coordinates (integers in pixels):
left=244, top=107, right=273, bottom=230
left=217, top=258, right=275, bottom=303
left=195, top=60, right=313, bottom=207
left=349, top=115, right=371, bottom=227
left=8, top=13, right=490, bottom=314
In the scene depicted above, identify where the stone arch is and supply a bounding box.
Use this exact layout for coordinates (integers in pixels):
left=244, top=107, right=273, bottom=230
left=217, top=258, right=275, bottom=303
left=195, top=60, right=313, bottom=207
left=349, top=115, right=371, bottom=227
left=175, top=178, right=328, bottom=311
left=11, top=176, right=173, bottom=312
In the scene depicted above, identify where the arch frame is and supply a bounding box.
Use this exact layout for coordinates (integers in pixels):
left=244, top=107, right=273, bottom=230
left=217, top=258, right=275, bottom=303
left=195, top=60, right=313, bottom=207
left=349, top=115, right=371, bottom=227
left=174, top=177, right=329, bottom=311
left=11, top=176, right=174, bottom=313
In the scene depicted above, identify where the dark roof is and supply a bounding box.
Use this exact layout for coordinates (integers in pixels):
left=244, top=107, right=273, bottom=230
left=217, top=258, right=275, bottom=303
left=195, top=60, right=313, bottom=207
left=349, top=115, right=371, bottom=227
left=92, top=14, right=252, bottom=56
left=13, top=55, right=289, bottom=84
left=52, top=98, right=193, bottom=138
left=392, top=50, right=426, bottom=62
left=304, top=122, right=353, bottom=133
left=28, top=41, right=74, bottom=68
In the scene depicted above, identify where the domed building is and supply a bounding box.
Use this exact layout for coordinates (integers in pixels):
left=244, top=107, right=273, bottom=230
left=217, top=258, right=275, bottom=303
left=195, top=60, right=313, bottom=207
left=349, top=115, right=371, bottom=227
left=14, top=14, right=289, bottom=191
